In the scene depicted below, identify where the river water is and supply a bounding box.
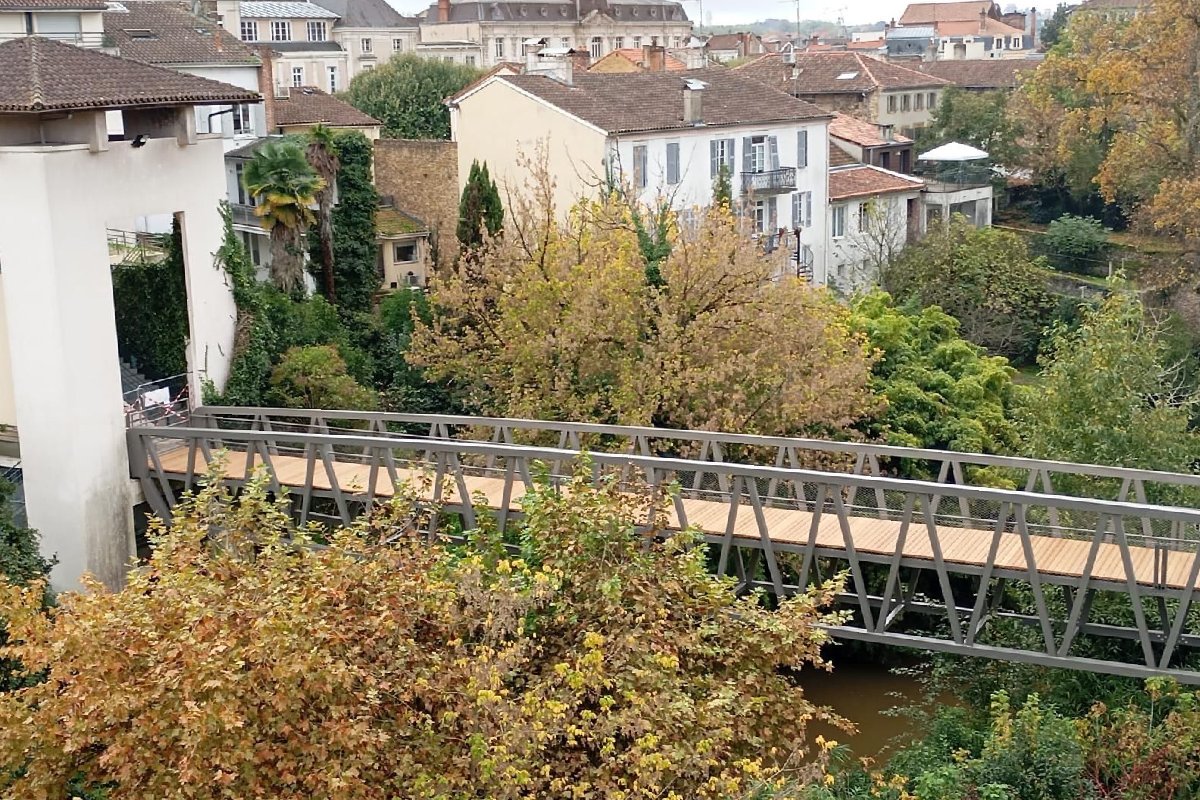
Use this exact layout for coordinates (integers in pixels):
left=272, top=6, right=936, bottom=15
left=799, top=658, right=932, bottom=760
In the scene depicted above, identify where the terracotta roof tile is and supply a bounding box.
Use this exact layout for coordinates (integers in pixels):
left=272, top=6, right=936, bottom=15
left=916, top=58, right=1036, bottom=89
left=829, top=165, right=924, bottom=201
left=829, top=143, right=858, bottom=167
left=735, top=51, right=948, bottom=96
left=829, top=113, right=913, bottom=147
left=493, top=68, right=830, bottom=135
left=0, top=36, right=260, bottom=112
left=899, top=1, right=995, bottom=25
left=274, top=86, right=380, bottom=127
left=588, top=48, right=687, bottom=72
left=936, top=17, right=1025, bottom=37
left=104, top=0, right=261, bottom=66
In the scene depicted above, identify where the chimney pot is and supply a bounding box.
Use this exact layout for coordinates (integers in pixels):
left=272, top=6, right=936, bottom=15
left=683, top=79, right=705, bottom=125
left=437, top=0, right=450, bottom=23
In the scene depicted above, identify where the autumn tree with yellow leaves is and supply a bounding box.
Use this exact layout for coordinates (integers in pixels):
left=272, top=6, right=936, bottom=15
left=409, top=168, right=876, bottom=437
left=1020, top=0, right=1200, bottom=242
left=0, top=470, right=847, bottom=800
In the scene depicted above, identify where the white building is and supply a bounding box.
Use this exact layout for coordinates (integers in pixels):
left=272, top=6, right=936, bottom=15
left=826, top=164, right=925, bottom=292
left=0, top=36, right=255, bottom=589
left=450, top=56, right=833, bottom=283
left=0, top=0, right=108, bottom=47
left=306, top=0, right=419, bottom=79
left=234, top=0, right=348, bottom=93
left=419, top=0, right=693, bottom=69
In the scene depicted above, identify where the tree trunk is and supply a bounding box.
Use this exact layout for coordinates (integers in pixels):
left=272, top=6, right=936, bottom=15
left=317, top=198, right=336, bottom=302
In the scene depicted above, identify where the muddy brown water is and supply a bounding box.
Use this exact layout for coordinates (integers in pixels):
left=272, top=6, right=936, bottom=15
left=799, top=659, right=934, bottom=761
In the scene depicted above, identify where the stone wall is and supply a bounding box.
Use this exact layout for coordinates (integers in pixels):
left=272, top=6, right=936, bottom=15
left=796, top=91, right=876, bottom=122
left=374, top=139, right=459, bottom=266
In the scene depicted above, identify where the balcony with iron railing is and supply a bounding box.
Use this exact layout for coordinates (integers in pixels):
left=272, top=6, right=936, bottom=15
left=0, top=31, right=112, bottom=48
left=741, top=167, right=797, bottom=195
left=230, top=203, right=260, bottom=227
left=913, top=163, right=995, bottom=192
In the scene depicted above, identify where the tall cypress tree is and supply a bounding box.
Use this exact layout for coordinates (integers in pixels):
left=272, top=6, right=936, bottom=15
left=329, top=131, right=380, bottom=312
left=456, top=159, right=503, bottom=251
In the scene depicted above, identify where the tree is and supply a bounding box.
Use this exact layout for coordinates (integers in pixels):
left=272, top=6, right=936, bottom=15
left=269, top=344, right=378, bottom=409
left=305, top=125, right=340, bottom=302
left=242, top=140, right=325, bottom=293
left=0, top=466, right=845, bottom=798
left=916, top=87, right=1023, bottom=169
left=1019, top=0, right=1200, bottom=244
left=410, top=168, right=877, bottom=436
left=456, top=159, right=503, bottom=251
left=849, top=291, right=1022, bottom=457
left=1041, top=213, right=1109, bottom=274
left=883, top=216, right=1054, bottom=363
left=1020, top=289, right=1199, bottom=476
left=327, top=131, right=380, bottom=312
left=713, top=164, right=733, bottom=209
left=342, top=54, right=482, bottom=139
left=1039, top=3, right=1070, bottom=50
left=0, top=479, right=51, bottom=694
left=110, top=217, right=189, bottom=380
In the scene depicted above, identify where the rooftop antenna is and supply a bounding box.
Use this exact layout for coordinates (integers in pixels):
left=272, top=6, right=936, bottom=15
left=779, top=0, right=801, bottom=42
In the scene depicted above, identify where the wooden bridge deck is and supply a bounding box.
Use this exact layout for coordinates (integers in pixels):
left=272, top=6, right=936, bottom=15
left=153, top=448, right=1200, bottom=592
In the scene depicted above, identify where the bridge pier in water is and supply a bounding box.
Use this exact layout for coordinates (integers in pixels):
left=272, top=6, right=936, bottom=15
left=128, top=407, right=1200, bottom=683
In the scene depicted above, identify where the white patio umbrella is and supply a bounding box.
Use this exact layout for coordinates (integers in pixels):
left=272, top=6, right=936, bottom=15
left=918, top=142, right=990, bottom=161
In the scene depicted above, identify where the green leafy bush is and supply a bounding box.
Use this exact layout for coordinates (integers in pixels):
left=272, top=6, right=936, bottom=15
left=1041, top=214, right=1109, bottom=274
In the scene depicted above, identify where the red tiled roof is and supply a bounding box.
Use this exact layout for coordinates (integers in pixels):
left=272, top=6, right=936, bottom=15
left=829, top=113, right=913, bottom=147
left=936, top=17, right=1025, bottom=37
left=588, top=48, right=687, bottom=72
left=916, top=58, right=1036, bottom=89
left=492, top=68, right=831, bottom=135
left=829, top=143, right=858, bottom=167
left=899, top=1, right=995, bottom=24
left=274, top=86, right=380, bottom=128
left=0, top=36, right=260, bottom=112
left=829, top=165, right=925, bottom=201
left=736, top=51, right=949, bottom=96
left=104, top=0, right=261, bottom=66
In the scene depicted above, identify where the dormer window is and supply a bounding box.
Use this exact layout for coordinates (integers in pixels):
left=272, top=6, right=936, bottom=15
left=124, top=28, right=155, bottom=40
left=240, top=19, right=257, bottom=40
left=836, top=71, right=858, bottom=80
left=307, top=21, right=326, bottom=41
left=271, top=20, right=291, bottom=41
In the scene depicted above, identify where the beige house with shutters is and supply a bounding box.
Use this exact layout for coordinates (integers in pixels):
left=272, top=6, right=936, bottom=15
left=449, top=54, right=833, bottom=283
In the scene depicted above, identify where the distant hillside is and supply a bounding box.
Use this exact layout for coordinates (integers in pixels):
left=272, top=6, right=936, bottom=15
left=700, top=18, right=885, bottom=37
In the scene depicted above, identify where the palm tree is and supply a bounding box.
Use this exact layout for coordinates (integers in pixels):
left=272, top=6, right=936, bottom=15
left=242, top=140, right=325, bottom=293
left=306, top=125, right=340, bottom=302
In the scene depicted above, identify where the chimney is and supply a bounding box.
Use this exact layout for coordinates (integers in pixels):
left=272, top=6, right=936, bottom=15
left=1029, top=7, right=1037, bottom=46
left=213, top=0, right=240, bottom=35
left=437, top=0, right=450, bottom=23
left=683, top=78, right=705, bottom=125
left=256, top=45, right=277, bottom=133
left=643, top=44, right=665, bottom=72
left=979, top=8, right=987, bottom=33
left=569, top=47, right=590, bottom=74
left=878, top=123, right=894, bottom=142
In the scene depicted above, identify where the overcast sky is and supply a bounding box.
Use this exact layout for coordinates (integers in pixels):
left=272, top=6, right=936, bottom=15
left=387, top=1, right=1054, bottom=28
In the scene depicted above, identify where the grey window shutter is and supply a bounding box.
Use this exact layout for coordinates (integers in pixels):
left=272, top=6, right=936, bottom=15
left=667, top=142, right=680, bottom=184
left=805, top=192, right=813, bottom=226
left=742, top=137, right=752, bottom=174
left=797, top=129, right=808, bottom=168
left=767, top=135, right=780, bottom=170
left=768, top=197, right=778, bottom=231
left=791, top=192, right=800, bottom=228
left=710, top=140, right=719, bottom=178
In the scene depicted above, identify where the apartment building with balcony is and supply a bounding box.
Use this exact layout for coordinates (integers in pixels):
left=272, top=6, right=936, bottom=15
left=449, top=54, right=833, bottom=283
left=0, top=0, right=108, bottom=47
left=233, top=0, right=347, bottom=93
left=419, top=0, right=692, bottom=70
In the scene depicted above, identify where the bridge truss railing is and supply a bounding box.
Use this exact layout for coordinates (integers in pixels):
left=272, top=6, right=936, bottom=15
left=128, top=424, right=1200, bottom=683
left=191, top=406, right=1200, bottom=511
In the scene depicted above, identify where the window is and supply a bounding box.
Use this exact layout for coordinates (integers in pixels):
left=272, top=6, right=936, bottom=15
left=887, top=94, right=897, bottom=113
left=443, top=56, right=454, bottom=63
left=858, top=202, right=870, bottom=231
left=362, top=63, right=375, bottom=72
left=495, top=37, right=505, bottom=58
left=901, top=93, right=911, bottom=112
left=327, top=65, right=338, bottom=92
left=239, top=19, right=257, bottom=41
left=360, top=37, right=372, bottom=52
left=748, top=134, right=774, bottom=174
left=915, top=92, right=924, bottom=111
left=465, top=55, right=476, bottom=66
left=650, top=35, right=659, bottom=45
left=928, top=91, right=937, bottom=108
left=560, top=37, right=570, bottom=49
left=232, top=103, right=253, bottom=133
left=1011, top=35, right=1021, bottom=48
left=666, top=141, right=680, bottom=184
left=307, top=21, right=326, bottom=41
left=673, top=36, right=683, bottom=48
left=614, top=36, right=624, bottom=49
left=791, top=191, right=812, bottom=228
left=710, top=137, right=734, bottom=177
left=752, top=198, right=776, bottom=233
left=632, top=143, right=648, bottom=189
left=831, top=205, right=846, bottom=238
left=394, top=243, right=417, bottom=262
left=590, top=36, right=602, bottom=59
left=241, top=231, right=261, bottom=266
left=291, top=66, right=304, bottom=86
left=797, top=129, right=808, bottom=168
left=235, top=162, right=248, bottom=205
left=393, top=37, right=403, bottom=51
left=632, top=35, right=642, bottom=48
left=271, top=20, right=290, bottom=41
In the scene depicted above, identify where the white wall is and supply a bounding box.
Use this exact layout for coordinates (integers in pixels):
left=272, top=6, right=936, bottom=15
left=184, top=65, right=265, bottom=147
left=827, top=190, right=922, bottom=292
left=0, top=128, right=237, bottom=591
left=613, top=119, right=831, bottom=284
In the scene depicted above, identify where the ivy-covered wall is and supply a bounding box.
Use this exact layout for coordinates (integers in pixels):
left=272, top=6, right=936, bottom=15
left=110, top=218, right=189, bottom=381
